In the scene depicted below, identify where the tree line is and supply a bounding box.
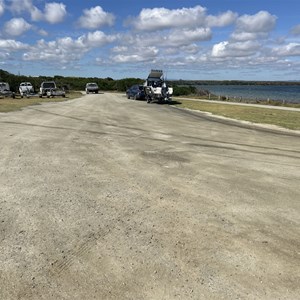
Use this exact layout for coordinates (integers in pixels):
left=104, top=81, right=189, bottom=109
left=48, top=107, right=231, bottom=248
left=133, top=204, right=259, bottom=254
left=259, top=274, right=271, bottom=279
left=0, top=69, right=199, bottom=96
left=0, top=69, right=147, bottom=93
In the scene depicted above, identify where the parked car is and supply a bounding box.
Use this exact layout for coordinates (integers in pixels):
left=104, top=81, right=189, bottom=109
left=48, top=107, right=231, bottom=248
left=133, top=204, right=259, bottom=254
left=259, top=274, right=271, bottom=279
left=126, top=85, right=145, bottom=100
left=144, top=69, right=173, bottom=103
left=85, top=83, right=99, bottom=94
left=39, top=81, right=65, bottom=98
left=19, top=82, right=34, bottom=98
left=0, top=82, right=15, bottom=98
left=39, top=81, right=56, bottom=97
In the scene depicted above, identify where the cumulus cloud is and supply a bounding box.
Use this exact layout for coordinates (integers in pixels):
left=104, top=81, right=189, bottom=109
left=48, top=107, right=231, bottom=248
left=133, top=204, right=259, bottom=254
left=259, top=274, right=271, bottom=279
left=230, top=31, right=268, bottom=41
left=236, top=11, right=277, bottom=33
left=209, top=11, right=277, bottom=62
left=77, top=6, right=115, bottom=29
left=8, top=0, right=33, bottom=15
left=128, top=6, right=237, bottom=32
left=111, top=46, right=159, bottom=63
left=23, top=31, right=117, bottom=64
left=167, top=28, right=212, bottom=46
left=3, top=18, right=32, bottom=36
left=272, top=43, right=300, bottom=56
left=229, top=11, right=277, bottom=43
left=178, top=44, right=200, bottom=54
left=38, top=29, right=48, bottom=36
left=128, top=6, right=207, bottom=31
left=80, top=31, right=117, bottom=47
left=120, top=26, right=211, bottom=52
left=0, top=0, right=5, bottom=16
left=206, top=11, right=238, bottom=27
left=291, top=24, right=300, bottom=35
left=0, top=38, right=28, bottom=50
left=211, top=40, right=260, bottom=58
left=23, top=38, right=87, bottom=62
left=8, top=0, right=67, bottom=24
left=44, top=3, right=67, bottom=24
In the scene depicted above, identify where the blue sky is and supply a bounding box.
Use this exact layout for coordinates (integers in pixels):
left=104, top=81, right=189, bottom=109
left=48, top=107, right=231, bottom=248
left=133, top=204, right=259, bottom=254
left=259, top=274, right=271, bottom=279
left=0, top=0, right=300, bottom=80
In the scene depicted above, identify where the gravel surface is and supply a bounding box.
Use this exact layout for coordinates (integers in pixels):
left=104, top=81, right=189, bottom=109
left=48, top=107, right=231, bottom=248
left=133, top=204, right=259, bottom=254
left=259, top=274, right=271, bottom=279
left=0, top=93, right=299, bottom=299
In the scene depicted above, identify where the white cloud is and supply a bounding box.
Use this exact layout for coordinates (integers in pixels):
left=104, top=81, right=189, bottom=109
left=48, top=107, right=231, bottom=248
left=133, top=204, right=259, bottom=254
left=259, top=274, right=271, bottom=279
left=236, top=11, right=277, bottom=33
left=112, top=46, right=129, bottom=53
left=0, top=0, right=5, bottom=16
left=80, top=31, right=118, bottom=47
left=0, top=52, right=10, bottom=60
left=3, top=18, right=32, bottom=36
left=77, top=6, right=115, bottom=29
left=111, top=46, right=159, bottom=63
left=272, top=43, right=300, bottom=56
left=9, top=0, right=33, bottom=15
left=129, top=6, right=207, bottom=31
left=230, top=11, right=277, bottom=42
left=119, top=26, right=211, bottom=52
left=23, top=38, right=86, bottom=63
left=179, top=44, right=200, bottom=54
left=0, top=39, right=28, bottom=50
left=44, top=2, right=67, bottom=24
left=128, top=6, right=237, bottom=32
left=23, top=31, right=117, bottom=64
left=291, top=24, right=300, bottom=35
left=38, top=29, right=48, bottom=36
left=230, top=31, right=268, bottom=41
left=30, top=6, right=44, bottom=22
left=211, top=40, right=260, bottom=58
left=168, top=28, right=212, bottom=46
left=206, top=11, right=238, bottom=27
left=8, top=0, right=66, bottom=24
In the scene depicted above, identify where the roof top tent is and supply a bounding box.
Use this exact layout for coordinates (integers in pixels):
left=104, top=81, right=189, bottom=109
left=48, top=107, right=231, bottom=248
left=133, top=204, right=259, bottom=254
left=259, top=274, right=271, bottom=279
left=147, top=69, right=164, bottom=81
left=146, top=69, right=164, bottom=88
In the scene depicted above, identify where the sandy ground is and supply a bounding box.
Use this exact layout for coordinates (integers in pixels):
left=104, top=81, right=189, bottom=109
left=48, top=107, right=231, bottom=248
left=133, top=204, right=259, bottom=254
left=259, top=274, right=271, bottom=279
left=0, top=93, right=299, bottom=299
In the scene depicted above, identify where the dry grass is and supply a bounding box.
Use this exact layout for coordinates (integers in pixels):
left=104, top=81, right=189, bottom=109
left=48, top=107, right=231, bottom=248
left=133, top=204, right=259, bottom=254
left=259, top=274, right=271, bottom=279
left=0, top=92, right=83, bottom=113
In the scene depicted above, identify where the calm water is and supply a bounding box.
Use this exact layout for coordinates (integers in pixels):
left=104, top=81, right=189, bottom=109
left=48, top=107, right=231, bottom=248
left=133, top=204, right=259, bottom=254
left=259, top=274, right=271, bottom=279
left=196, top=85, right=300, bottom=104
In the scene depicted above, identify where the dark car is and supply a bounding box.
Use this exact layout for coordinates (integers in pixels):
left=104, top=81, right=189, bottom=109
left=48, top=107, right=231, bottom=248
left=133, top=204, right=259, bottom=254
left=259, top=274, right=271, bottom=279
left=126, top=85, right=145, bottom=100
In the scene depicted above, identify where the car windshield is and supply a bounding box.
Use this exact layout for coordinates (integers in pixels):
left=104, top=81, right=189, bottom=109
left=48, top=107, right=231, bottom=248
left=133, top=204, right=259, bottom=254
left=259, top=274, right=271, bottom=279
left=88, top=83, right=97, bottom=87
left=43, top=82, right=55, bottom=88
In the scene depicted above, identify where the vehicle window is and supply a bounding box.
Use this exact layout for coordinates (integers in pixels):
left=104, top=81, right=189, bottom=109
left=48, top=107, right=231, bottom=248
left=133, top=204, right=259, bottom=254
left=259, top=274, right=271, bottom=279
left=43, top=83, right=55, bottom=88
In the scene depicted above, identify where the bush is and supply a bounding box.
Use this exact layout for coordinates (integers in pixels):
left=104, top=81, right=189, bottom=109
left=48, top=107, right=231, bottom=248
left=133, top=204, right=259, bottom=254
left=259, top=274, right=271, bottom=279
left=173, top=85, right=197, bottom=96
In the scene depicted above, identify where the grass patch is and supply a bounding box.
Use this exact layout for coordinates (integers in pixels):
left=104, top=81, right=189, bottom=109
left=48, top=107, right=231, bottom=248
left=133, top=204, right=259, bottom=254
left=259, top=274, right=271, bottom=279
left=175, top=99, right=300, bottom=130
left=0, top=91, right=83, bottom=113
left=177, top=95, right=300, bottom=109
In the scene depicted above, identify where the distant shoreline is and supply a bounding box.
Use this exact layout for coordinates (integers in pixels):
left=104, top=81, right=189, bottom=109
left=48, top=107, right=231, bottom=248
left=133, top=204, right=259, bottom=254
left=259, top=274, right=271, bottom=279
left=170, top=80, right=300, bottom=86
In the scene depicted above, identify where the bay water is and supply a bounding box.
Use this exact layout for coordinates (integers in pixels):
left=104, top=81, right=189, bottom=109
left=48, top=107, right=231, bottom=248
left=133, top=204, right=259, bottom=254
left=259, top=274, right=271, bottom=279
left=196, top=84, right=300, bottom=104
